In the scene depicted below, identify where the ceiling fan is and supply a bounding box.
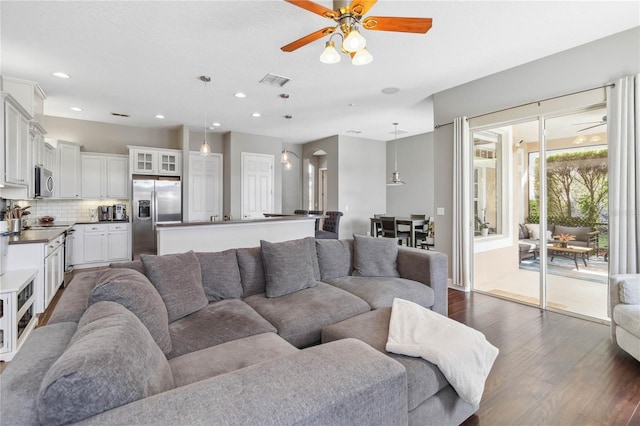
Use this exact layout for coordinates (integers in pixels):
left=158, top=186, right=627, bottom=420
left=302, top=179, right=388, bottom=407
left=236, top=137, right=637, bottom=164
left=574, top=115, right=607, bottom=132
left=281, top=0, right=433, bottom=65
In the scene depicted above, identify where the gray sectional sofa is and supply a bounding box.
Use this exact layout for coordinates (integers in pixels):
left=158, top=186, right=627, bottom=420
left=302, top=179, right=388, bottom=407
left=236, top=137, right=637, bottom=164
left=1, top=235, right=476, bottom=425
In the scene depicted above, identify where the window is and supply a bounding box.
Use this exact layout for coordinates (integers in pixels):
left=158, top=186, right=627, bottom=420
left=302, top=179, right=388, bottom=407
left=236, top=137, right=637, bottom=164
left=308, top=163, right=315, bottom=210
left=472, top=129, right=505, bottom=236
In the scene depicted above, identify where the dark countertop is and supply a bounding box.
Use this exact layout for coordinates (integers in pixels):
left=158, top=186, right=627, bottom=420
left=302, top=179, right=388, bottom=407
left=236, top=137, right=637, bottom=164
left=8, top=220, right=129, bottom=245
left=156, top=216, right=316, bottom=228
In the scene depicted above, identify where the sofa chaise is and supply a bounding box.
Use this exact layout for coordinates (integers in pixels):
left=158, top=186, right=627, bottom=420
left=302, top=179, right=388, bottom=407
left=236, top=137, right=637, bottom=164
left=1, top=235, right=478, bottom=425
left=609, top=274, right=640, bottom=362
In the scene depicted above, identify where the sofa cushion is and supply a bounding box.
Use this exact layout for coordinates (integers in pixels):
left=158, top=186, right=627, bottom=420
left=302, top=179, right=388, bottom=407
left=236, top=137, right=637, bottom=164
left=525, top=224, right=553, bottom=241
left=618, top=275, right=640, bottom=305
left=553, top=225, right=592, bottom=243
left=237, top=246, right=267, bottom=297
left=195, top=250, right=243, bottom=301
left=323, top=276, right=435, bottom=310
left=169, top=333, right=298, bottom=388
left=316, top=239, right=354, bottom=279
left=47, top=271, right=100, bottom=324
left=260, top=238, right=318, bottom=298
left=141, top=251, right=208, bottom=323
left=352, top=234, right=399, bottom=277
left=37, top=302, right=174, bottom=426
left=243, top=282, right=370, bottom=348
left=109, top=259, right=147, bottom=275
left=613, top=304, right=640, bottom=339
left=166, top=299, right=277, bottom=359
left=89, top=268, right=172, bottom=354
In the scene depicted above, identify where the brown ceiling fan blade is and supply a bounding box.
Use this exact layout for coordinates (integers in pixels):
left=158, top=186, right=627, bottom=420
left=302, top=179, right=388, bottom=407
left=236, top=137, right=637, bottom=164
left=281, top=27, right=336, bottom=52
left=284, top=0, right=339, bottom=19
left=362, top=16, right=433, bottom=33
left=349, top=0, right=377, bottom=17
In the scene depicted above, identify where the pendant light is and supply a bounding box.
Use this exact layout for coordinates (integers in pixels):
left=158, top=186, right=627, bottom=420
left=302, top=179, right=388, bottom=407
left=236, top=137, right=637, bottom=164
left=387, top=122, right=405, bottom=186
left=199, top=75, right=211, bottom=156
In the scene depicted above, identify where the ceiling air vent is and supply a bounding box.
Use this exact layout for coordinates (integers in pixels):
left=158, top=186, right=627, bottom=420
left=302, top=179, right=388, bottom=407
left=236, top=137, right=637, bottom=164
left=259, top=73, right=291, bottom=87
left=111, top=112, right=130, bottom=118
left=347, top=129, right=363, bottom=134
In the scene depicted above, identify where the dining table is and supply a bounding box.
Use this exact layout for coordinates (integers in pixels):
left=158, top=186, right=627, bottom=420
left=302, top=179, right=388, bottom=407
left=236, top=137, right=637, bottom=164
left=369, top=217, right=427, bottom=248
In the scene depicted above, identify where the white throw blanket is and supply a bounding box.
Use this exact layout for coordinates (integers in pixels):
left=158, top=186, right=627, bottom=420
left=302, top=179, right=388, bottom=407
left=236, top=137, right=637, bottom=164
left=386, top=298, right=499, bottom=406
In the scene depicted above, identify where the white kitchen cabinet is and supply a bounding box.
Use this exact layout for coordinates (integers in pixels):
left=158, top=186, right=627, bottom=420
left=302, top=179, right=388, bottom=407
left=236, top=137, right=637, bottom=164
left=2, top=94, right=32, bottom=187
left=81, top=153, right=128, bottom=199
left=0, top=269, right=38, bottom=361
left=129, top=146, right=181, bottom=176
left=74, top=223, right=130, bottom=267
left=0, top=76, right=46, bottom=121
left=30, top=121, right=46, bottom=168
left=43, top=142, right=55, bottom=172
left=44, top=234, right=65, bottom=308
left=57, top=141, right=80, bottom=198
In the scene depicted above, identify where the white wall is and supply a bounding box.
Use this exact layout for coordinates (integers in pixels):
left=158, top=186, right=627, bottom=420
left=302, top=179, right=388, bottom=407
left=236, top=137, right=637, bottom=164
left=386, top=132, right=435, bottom=218
left=433, top=27, right=640, bottom=279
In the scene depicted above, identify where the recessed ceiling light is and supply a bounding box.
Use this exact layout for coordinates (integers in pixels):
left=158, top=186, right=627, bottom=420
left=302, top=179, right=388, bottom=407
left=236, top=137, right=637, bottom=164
left=251, top=112, right=261, bottom=118
left=381, top=87, right=400, bottom=95
left=155, top=114, right=165, bottom=119
left=235, top=92, right=247, bottom=98
left=70, top=107, right=82, bottom=112
left=348, top=103, right=357, bottom=107
left=53, top=72, right=70, bottom=79
left=211, top=122, right=221, bottom=127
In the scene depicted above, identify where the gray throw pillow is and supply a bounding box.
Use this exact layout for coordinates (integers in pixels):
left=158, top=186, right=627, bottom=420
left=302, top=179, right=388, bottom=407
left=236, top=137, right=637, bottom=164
left=196, top=250, right=243, bottom=301
left=352, top=234, right=400, bottom=277
left=236, top=247, right=267, bottom=297
left=260, top=238, right=318, bottom=298
left=141, top=251, right=208, bottom=323
left=316, top=239, right=354, bottom=279
left=37, top=302, right=174, bottom=426
left=89, top=268, right=172, bottom=354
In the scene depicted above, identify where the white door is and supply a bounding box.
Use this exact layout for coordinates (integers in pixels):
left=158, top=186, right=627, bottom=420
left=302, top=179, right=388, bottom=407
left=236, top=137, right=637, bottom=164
left=189, top=152, right=223, bottom=221
left=242, top=153, right=274, bottom=220
left=320, top=168, right=328, bottom=213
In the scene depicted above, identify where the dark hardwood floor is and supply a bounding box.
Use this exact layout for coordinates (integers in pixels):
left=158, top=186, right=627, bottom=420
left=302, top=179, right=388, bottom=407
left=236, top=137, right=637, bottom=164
left=451, top=289, right=640, bottom=426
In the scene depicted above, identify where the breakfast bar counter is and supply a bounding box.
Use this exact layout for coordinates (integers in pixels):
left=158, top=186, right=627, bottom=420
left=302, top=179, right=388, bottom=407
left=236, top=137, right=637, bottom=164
left=155, top=216, right=316, bottom=255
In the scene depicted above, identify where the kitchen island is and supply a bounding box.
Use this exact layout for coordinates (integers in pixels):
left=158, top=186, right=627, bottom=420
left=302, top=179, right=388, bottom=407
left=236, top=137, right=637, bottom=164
left=156, top=216, right=316, bottom=255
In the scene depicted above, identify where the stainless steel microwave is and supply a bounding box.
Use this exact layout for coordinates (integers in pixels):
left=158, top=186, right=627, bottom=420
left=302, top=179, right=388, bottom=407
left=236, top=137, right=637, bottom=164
left=34, top=166, right=54, bottom=198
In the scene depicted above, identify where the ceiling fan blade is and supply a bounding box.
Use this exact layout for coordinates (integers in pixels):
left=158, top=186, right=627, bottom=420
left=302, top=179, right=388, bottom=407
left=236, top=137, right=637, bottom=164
left=281, top=27, right=336, bottom=52
left=349, top=0, right=377, bottom=17
left=577, top=123, right=605, bottom=132
left=573, top=121, right=604, bottom=126
left=362, top=16, right=433, bottom=33
left=284, top=0, right=339, bottom=19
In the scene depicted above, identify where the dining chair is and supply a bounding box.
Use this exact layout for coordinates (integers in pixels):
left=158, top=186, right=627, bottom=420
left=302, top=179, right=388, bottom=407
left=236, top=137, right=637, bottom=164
left=293, top=209, right=309, bottom=215
left=315, top=211, right=343, bottom=239
left=309, top=210, right=324, bottom=230
left=373, top=213, right=385, bottom=237
left=411, top=214, right=428, bottom=248
left=380, top=216, right=410, bottom=246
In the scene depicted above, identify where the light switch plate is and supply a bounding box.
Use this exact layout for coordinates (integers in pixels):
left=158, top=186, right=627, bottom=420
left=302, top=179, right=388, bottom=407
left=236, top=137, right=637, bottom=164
left=437, top=208, right=445, bottom=216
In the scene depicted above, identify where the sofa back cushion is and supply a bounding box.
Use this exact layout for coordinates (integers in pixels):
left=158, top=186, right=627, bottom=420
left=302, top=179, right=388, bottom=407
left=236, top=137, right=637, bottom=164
left=109, top=260, right=147, bottom=275
left=553, top=225, right=592, bottom=243
left=619, top=275, right=640, bottom=305
left=237, top=247, right=267, bottom=297
left=196, top=250, right=243, bottom=301
left=352, top=234, right=399, bottom=277
left=141, top=251, right=208, bottom=323
left=260, top=237, right=318, bottom=298
left=89, top=268, right=172, bottom=354
left=316, top=239, right=354, bottom=279
left=37, top=302, right=174, bottom=426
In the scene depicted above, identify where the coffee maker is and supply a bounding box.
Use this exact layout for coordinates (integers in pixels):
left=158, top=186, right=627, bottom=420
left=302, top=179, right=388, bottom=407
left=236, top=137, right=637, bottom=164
left=113, top=204, right=126, bottom=221
left=98, top=205, right=113, bottom=221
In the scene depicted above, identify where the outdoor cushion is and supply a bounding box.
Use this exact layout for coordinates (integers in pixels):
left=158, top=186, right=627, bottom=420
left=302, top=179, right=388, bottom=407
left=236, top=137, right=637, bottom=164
left=316, top=239, right=354, bottom=279
left=196, top=250, right=243, bottom=301
left=89, top=268, right=172, bottom=354
left=243, top=282, right=370, bottom=348
left=237, top=247, right=267, bottom=297
left=352, top=234, right=399, bottom=277
left=323, top=276, right=435, bottom=309
left=37, top=302, right=174, bottom=426
left=166, top=299, right=277, bottom=359
left=141, top=251, right=208, bottom=323
left=260, top=238, right=318, bottom=298
left=553, top=225, right=592, bottom=243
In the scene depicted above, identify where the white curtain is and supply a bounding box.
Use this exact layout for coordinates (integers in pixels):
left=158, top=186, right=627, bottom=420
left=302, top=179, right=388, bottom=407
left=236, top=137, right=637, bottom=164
left=452, top=117, right=472, bottom=288
left=607, top=74, right=640, bottom=275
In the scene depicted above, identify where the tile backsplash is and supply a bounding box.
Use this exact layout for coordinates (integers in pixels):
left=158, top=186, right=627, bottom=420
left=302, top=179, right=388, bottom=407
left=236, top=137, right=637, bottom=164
left=15, top=199, right=130, bottom=223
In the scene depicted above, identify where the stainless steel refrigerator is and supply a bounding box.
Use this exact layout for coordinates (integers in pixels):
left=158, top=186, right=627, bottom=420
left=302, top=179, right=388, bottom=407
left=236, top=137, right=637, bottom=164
left=132, top=176, right=182, bottom=259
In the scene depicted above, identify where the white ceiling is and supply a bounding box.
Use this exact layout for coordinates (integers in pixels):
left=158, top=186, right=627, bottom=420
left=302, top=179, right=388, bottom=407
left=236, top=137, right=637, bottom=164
left=1, top=1, right=638, bottom=144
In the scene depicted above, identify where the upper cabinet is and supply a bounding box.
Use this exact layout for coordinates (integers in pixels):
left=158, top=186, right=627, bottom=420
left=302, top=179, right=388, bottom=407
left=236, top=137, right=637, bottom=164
left=81, top=153, right=128, bottom=199
left=57, top=141, right=80, bottom=198
left=0, top=76, right=46, bottom=121
left=1, top=93, right=32, bottom=188
left=129, top=146, right=181, bottom=176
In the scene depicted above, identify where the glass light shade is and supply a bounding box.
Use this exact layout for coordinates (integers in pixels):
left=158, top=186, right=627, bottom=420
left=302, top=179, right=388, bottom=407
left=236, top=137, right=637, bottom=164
left=319, top=41, right=341, bottom=64
left=352, top=48, right=373, bottom=66
left=285, top=160, right=292, bottom=170
left=200, top=141, right=211, bottom=156
left=281, top=151, right=289, bottom=163
left=343, top=28, right=366, bottom=52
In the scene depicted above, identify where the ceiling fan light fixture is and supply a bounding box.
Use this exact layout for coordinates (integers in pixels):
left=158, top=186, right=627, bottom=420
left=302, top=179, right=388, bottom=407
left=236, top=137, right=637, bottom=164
left=343, top=28, right=366, bottom=52
left=352, top=47, right=373, bottom=66
left=320, top=40, right=341, bottom=64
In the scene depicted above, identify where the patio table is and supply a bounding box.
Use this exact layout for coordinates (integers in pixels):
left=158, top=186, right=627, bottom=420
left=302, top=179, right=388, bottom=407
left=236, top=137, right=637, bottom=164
left=546, top=244, right=594, bottom=271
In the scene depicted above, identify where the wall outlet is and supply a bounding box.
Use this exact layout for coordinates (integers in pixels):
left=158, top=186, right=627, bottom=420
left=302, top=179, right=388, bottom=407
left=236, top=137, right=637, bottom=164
left=437, top=207, right=445, bottom=216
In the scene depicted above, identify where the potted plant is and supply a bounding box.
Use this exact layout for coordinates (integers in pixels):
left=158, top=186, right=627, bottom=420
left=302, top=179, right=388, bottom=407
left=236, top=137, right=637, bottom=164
left=480, top=222, right=489, bottom=237
left=553, top=233, right=575, bottom=248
